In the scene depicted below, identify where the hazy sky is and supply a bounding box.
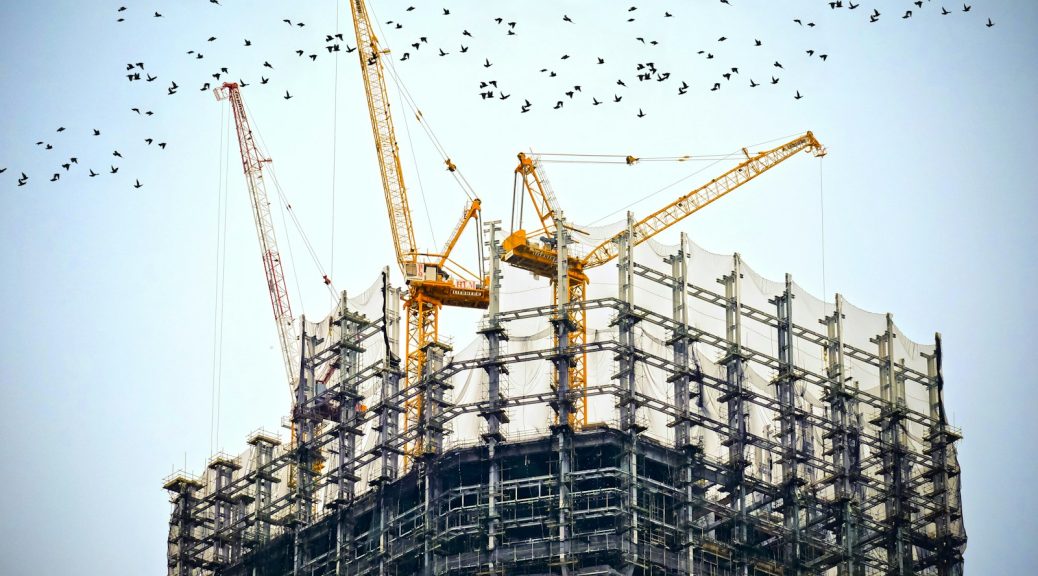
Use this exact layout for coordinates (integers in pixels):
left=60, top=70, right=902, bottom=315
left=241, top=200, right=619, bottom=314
left=1, top=1, right=1034, bottom=574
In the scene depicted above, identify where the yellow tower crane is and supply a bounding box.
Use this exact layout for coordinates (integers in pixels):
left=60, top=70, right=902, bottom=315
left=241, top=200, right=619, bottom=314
left=348, top=0, right=489, bottom=461
left=503, top=132, right=826, bottom=428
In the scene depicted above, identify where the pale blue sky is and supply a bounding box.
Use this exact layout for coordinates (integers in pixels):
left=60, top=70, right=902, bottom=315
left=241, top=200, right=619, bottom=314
left=1, top=1, right=1034, bottom=574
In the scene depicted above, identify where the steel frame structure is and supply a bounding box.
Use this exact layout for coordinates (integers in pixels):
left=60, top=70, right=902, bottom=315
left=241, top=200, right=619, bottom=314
left=166, top=225, right=965, bottom=576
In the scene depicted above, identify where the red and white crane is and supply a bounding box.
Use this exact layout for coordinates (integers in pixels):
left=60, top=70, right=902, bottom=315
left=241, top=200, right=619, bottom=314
left=214, top=82, right=298, bottom=392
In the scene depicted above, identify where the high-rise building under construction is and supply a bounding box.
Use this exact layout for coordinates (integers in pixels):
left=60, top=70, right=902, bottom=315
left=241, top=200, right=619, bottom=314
left=164, top=222, right=967, bottom=575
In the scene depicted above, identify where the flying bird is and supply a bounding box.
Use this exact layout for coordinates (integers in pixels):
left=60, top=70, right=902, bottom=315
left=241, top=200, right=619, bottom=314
left=795, top=90, right=803, bottom=100
left=110, top=165, right=119, bottom=173
left=284, top=90, right=293, bottom=100
left=134, top=179, right=143, bottom=189
left=637, top=108, right=646, bottom=118
left=563, top=15, right=573, bottom=23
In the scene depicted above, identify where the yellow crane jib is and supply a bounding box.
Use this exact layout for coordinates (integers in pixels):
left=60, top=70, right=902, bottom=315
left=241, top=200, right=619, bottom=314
left=501, top=132, right=826, bottom=429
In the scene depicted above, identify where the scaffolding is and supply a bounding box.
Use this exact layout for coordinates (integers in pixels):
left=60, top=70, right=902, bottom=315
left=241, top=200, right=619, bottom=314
left=166, top=223, right=965, bottom=576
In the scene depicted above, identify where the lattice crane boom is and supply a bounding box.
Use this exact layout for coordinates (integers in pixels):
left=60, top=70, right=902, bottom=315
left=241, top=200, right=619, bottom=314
left=351, top=0, right=418, bottom=277
left=582, top=131, right=826, bottom=269
left=214, top=82, right=298, bottom=388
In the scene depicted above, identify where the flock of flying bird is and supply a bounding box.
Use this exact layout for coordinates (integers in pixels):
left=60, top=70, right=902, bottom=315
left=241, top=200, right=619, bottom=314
left=2, top=1, right=995, bottom=188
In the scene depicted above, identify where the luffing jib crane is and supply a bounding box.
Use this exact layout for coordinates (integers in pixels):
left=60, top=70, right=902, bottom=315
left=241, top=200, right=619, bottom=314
left=349, top=0, right=489, bottom=460
left=214, top=82, right=299, bottom=394
left=504, top=132, right=827, bottom=428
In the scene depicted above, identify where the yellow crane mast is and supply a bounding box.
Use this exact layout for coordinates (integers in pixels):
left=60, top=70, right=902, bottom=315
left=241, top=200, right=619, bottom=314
left=503, top=132, right=826, bottom=428
left=349, top=0, right=489, bottom=461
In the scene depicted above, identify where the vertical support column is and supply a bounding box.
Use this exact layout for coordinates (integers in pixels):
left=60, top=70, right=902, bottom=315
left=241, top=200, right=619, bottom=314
left=550, top=215, right=575, bottom=574
left=419, top=341, right=448, bottom=576
left=771, top=274, right=803, bottom=575
left=374, top=270, right=403, bottom=576
left=479, top=220, right=509, bottom=575
left=164, top=475, right=204, bottom=576
left=335, top=290, right=367, bottom=575
left=871, top=314, right=913, bottom=575
left=615, top=213, right=643, bottom=571
left=821, top=296, right=863, bottom=576
left=666, top=233, right=701, bottom=576
left=247, top=432, right=280, bottom=549
left=718, top=254, right=749, bottom=575
left=209, top=456, right=242, bottom=567
left=923, top=334, right=965, bottom=576
left=293, top=318, right=319, bottom=576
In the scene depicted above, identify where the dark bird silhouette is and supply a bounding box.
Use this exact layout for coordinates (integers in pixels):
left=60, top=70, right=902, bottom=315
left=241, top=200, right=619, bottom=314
left=962, top=4, right=971, bottom=13
left=131, top=108, right=140, bottom=115
left=849, top=2, right=859, bottom=7
left=463, top=29, right=472, bottom=37
left=56, top=126, right=65, bottom=133
left=561, top=54, right=570, bottom=60
left=795, top=90, right=803, bottom=100
left=807, top=49, right=815, bottom=56
left=718, top=36, right=727, bottom=41
left=70, top=157, right=77, bottom=164
left=711, top=82, right=720, bottom=91
left=400, top=53, right=410, bottom=61
left=284, top=90, right=293, bottom=100
left=159, top=142, right=167, bottom=149
left=460, top=45, right=469, bottom=53
left=309, top=54, right=317, bottom=61
left=134, top=179, right=143, bottom=189
left=244, top=39, right=252, bottom=46
left=201, top=83, right=211, bottom=91
left=484, top=58, right=492, bottom=68
left=771, top=76, right=780, bottom=84
left=665, top=12, right=673, bottom=17
left=439, top=48, right=448, bottom=56
left=208, top=36, right=217, bottom=42
left=754, top=39, right=762, bottom=46
left=794, top=18, right=802, bottom=25
left=597, top=57, right=605, bottom=64
left=554, top=101, right=563, bottom=109
left=500, top=93, right=511, bottom=100
left=89, top=169, right=98, bottom=177
left=110, top=166, right=119, bottom=173
left=563, top=15, right=573, bottom=23
left=986, top=18, right=994, bottom=27
left=941, top=7, right=951, bottom=15
left=592, top=97, right=602, bottom=105
left=45, top=144, right=53, bottom=150
left=903, top=10, right=912, bottom=19
left=565, top=90, right=574, bottom=98
left=749, top=79, right=759, bottom=87
left=51, top=173, right=60, bottom=182
left=145, top=138, right=153, bottom=145
left=345, top=45, right=356, bottom=53
left=61, top=163, right=70, bottom=171
left=637, top=108, right=646, bottom=118
left=154, top=11, right=163, bottom=17
left=774, top=61, right=783, bottom=69
left=442, top=8, right=450, bottom=15
left=819, top=54, right=828, bottom=61
left=614, top=94, right=622, bottom=102
left=146, top=74, right=157, bottom=82
left=407, top=6, right=415, bottom=11
left=264, top=61, right=273, bottom=69
left=113, top=150, right=122, bottom=158
left=118, top=6, right=126, bottom=11
left=261, top=76, right=269, bottom=84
